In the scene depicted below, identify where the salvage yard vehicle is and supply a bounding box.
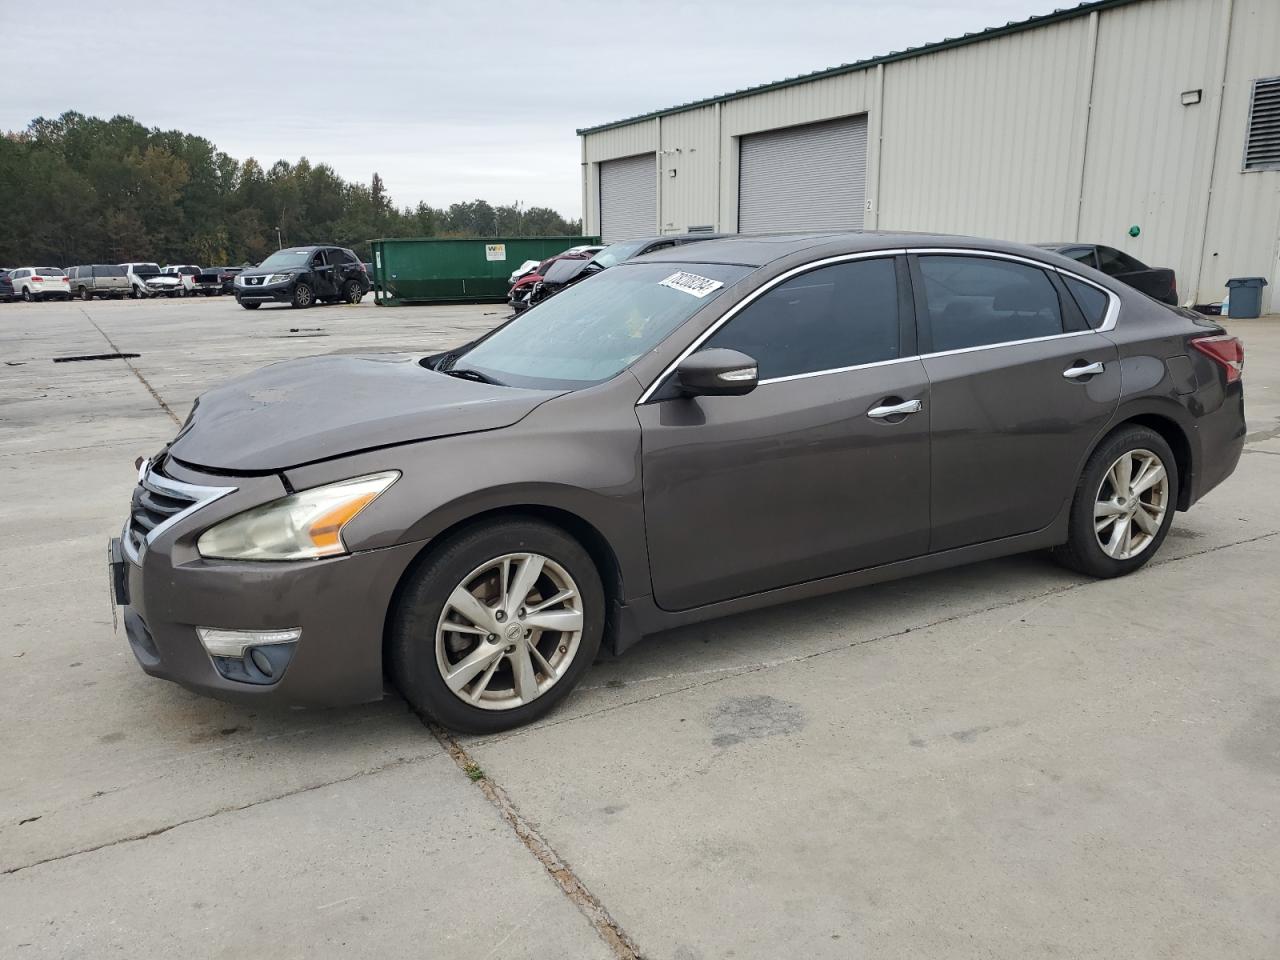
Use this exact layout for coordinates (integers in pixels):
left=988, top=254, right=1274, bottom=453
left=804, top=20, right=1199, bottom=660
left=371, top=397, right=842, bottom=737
left=523, top=233, right=726, bottom=312
left=67, top=264, right=130, bottom=300
left=122, top=262, right=182, bottom=298
left=9, top=267, right=70, bottom=301
left=109, top=232, right=1245, bottom=733
left=1036, top=243, right=1178, bottom=305
left=233, top=245, right=369, bottom=309
left=162, top=264, right=202, bottom=297
left=0, top=270, right=14, bottom=303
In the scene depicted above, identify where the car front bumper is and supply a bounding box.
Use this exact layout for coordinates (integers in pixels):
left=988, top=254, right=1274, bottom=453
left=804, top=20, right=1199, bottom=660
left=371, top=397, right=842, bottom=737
left=235, top=279, right=293, bottom=303
left=111, top=459, right=424, bottom=707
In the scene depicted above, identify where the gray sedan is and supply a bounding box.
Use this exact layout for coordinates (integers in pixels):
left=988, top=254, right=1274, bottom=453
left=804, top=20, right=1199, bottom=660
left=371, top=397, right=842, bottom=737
left=110, top=233, right=1246, bottom=732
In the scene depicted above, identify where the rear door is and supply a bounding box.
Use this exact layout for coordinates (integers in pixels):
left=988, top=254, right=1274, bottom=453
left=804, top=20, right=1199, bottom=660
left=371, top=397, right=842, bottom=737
left=911, top=252, right=1120, bottom=552
left=638, top=255, right=930, bottom=611
left=310, top=249, right=339, bottom=298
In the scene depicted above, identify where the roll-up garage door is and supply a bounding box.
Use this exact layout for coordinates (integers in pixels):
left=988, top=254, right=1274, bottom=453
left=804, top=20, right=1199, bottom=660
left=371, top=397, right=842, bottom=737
left=599, top=153, right=656, bottom=241
left=738, top=115, right=867, bottom=233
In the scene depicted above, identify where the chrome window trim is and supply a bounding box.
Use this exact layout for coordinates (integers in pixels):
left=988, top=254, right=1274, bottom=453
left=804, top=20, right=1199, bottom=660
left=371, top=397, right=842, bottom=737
left=635, top=246, right=1123, bottom=402
left=123, top=458, right=236, bottom=563
left=637, top=250, right=908, bottom=404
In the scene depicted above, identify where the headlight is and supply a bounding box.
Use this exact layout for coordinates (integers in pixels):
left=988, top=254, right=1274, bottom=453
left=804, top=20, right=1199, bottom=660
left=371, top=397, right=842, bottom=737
left=267, top=273, right=294, bottom=284
left=197, top=471, right=399, bottom=561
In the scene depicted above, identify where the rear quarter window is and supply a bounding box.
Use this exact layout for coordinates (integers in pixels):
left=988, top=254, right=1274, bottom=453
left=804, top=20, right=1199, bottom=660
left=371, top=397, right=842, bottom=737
left=1063, top=276, right=1110, bottom=328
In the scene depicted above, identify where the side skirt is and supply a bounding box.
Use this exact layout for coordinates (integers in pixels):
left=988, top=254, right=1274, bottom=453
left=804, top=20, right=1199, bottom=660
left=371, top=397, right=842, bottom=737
left=621, top=507, right=1070, bottom=647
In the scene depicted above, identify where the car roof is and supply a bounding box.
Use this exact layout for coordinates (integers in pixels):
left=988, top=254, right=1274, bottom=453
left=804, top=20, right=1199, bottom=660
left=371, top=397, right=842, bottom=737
left=631, top=231, right=1075, bottom=268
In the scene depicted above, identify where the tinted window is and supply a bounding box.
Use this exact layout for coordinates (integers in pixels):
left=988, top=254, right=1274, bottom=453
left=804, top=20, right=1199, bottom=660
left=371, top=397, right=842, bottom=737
left=133, top=264, right=160, bottom=276
left=94, top=265, right=126, bottom=277
left=340, top=249, right=359, bottom=264
left=917, top=256, right=1064, bottom=351
left=703, top=258, right=899, bottom=380
left=37, top=268, right=65, bottom=277
left=1063, top=276, right=1110, bottom=328
left=1096, top=246, right=1144, bottom=274
left=1061, top=247, right=1097, bottom=267
left=462, top=261, right=750, bottom=389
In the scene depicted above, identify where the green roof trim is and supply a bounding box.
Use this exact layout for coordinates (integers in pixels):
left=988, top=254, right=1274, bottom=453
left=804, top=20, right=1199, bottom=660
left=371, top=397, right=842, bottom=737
left=577, top=0, right=1138, bottom=136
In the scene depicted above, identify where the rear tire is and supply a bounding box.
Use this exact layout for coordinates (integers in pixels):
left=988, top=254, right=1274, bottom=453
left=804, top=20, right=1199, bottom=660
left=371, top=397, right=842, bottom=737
left=389, top=519, right=604, bottom=734
left=344, top=280, right=364, bottom=304
left=1053, top=425, right=1178, bottom=578
left=291, top=282, right=314, bottom=308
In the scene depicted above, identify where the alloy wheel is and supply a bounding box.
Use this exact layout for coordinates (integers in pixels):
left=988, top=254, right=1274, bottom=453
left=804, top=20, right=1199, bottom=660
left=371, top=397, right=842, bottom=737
left=1093, top=448, right=1169, bottom=560
left=434, top=553, right=584, bottom=711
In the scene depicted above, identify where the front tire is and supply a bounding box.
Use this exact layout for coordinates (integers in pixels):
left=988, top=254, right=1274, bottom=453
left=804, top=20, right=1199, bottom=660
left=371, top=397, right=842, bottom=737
left=1053, top=426, right=1177, bottom=578
left=21, top=288, right=33, bottom=302
left=240, top=300, right=260, bottom=310
left=291, top=282, right=314, bottom=308
left=390, top=519, right=605, bottom=733
left=79, top=286, right=92, bottom=301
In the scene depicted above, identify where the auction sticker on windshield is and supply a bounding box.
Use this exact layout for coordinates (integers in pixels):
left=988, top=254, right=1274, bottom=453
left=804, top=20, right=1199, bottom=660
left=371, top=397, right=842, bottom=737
left=659, top=271, right=724, bottom=298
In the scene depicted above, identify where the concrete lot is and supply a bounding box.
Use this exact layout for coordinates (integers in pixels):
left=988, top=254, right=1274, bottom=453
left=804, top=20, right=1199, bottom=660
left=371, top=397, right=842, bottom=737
left=1, top=294, right=1277, bottom=959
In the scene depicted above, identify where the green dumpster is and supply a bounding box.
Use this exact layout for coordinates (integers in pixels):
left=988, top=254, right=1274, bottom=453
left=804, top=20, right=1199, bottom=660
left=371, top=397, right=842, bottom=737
left=369, top=236, right=600, bottom=305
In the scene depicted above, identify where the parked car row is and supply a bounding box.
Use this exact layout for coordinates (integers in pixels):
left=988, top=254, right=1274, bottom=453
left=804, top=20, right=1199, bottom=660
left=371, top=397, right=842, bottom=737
left=506, top=236, right=723, bottom=314
left=1, top=262, right=271, bottom=302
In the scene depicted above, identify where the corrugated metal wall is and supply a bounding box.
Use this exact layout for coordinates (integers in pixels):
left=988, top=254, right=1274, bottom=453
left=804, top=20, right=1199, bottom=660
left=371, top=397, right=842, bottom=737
left=580, top=0, right=1280, bottom=307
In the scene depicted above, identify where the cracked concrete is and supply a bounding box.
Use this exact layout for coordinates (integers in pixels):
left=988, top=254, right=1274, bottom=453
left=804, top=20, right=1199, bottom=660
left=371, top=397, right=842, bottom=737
left=2, top=298, right=1278, bottom=958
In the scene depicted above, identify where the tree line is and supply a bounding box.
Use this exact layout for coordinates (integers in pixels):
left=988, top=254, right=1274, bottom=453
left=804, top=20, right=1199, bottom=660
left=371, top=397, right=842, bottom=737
left=0, top=112, right=583, bottom=268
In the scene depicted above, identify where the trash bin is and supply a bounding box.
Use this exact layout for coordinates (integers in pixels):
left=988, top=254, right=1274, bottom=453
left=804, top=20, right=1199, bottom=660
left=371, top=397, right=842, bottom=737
left=1225, top=277, right=1268, bottom=319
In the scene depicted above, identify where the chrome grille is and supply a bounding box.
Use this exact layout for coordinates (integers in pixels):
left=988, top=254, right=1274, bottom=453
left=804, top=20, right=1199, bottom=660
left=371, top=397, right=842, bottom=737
left=123, top=458, right=236, bottom=560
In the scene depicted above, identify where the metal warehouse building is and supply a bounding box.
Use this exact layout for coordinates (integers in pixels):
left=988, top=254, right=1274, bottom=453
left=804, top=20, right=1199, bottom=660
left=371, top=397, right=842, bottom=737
left=578, top=0, right=1280, bottom=310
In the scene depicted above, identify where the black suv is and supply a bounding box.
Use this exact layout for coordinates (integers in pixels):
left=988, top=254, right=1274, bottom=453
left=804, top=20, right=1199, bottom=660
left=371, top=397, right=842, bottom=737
left=234, top=245, right=370, bottom=310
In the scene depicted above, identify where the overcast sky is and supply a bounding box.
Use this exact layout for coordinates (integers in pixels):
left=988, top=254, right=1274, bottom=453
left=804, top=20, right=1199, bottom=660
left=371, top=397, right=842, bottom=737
left=1, top=0, right=1067, bottom=219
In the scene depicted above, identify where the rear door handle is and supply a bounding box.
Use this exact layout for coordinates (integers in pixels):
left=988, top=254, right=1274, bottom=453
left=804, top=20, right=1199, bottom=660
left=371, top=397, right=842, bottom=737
left=867, top=399, right=923, bottom=419
left=1063, top=361, right=1105, bottom=379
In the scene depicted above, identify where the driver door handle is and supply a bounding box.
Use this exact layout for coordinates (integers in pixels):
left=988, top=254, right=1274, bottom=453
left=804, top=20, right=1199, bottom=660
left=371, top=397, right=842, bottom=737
left=867, top=399, right=923, bottom=419
left=1063, top=361, right=1105, bottom=379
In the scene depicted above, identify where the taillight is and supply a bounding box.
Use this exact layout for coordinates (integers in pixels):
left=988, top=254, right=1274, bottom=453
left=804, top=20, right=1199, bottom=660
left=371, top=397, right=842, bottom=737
left=1191, top=334, right=1244, bottom=383
left=31, top=276, right=43, bottom=282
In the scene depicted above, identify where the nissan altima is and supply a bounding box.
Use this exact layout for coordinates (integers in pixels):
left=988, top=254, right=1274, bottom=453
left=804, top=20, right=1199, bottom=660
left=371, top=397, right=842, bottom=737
left=109, top=233, right=1245, bottom=732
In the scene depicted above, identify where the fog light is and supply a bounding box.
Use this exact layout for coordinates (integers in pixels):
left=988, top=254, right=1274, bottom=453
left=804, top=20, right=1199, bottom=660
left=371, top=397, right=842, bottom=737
left=197, top=627, right=301, bottom=658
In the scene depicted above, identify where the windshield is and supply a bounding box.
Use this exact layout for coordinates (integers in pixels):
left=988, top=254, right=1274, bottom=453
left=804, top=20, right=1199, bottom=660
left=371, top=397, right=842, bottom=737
left=257, top=249, right=314, bottom=271
left=588, top=240, right=650, bottom=270
left=460, top=261, right=751, bottom=389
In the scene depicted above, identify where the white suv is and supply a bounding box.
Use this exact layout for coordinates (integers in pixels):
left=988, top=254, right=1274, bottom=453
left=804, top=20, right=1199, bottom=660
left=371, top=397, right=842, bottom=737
left=9, top=267, right=71, bottom=302
left=121, top=263, right=182, bottom=298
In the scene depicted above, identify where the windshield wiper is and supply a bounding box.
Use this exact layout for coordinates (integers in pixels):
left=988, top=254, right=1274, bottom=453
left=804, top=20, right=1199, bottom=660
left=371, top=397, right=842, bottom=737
left=442, top=367, right=504, bottom=386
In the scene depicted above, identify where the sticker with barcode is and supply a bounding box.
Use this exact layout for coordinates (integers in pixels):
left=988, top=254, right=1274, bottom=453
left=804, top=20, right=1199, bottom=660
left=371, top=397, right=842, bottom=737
left=659, top=271, right=724, bottom=298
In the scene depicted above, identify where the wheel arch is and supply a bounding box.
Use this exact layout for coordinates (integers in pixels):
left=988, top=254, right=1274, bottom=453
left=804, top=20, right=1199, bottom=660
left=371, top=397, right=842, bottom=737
left=381, top=504, right=629, bottom=668
left=1090, top=403, right=1195, bottom=511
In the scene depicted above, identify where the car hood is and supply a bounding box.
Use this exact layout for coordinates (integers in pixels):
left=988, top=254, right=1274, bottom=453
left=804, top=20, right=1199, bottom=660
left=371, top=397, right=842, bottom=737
left=142, top=274, right=180, bottom=285
left=238, top=266, right=296, bottom=279
left=167, top=354, right=561, bottom=472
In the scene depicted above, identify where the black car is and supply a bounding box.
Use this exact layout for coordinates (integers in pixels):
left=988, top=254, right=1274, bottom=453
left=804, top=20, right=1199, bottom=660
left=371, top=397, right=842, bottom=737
left=212, top=266, right=244, bottom=294
left=1036, top=243, right=1178, bottom=305
left=0, top=270, right=13, bottom=303
left=234, top=245, right=370, bottom=310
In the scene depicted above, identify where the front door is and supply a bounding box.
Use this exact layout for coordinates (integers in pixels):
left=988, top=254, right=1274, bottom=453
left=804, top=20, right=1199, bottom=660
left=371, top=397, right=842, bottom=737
left=911, top=253, right=1120, bottom=551
left=638, top=255, right=931, bottom=612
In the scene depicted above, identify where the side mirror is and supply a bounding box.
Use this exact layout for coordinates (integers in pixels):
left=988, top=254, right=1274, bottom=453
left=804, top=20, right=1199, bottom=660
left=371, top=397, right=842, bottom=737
left=675, top=348, right=759, bottom=397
